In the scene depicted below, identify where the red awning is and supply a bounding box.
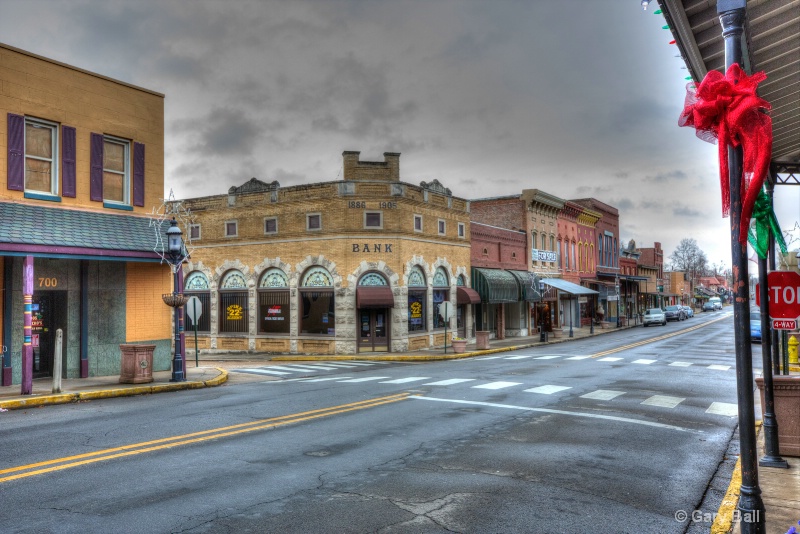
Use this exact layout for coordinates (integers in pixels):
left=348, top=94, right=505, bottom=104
left=456, top=286, right=482, bottom=305
left=356, top=286, right=395, bottom=308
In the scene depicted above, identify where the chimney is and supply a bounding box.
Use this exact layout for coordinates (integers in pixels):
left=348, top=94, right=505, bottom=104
left=342, top=151, right=360, bottom=181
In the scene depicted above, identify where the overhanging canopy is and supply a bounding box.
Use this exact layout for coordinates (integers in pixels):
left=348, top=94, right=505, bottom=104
left=472, top=267, right=519, bottom=304
left=456, top=286, right=482, bottom=305
left=508, top=270, right=541, bottom=302
left=541, top=278, right=598, bottom=296
left=356, top=286, right=395, bottom=308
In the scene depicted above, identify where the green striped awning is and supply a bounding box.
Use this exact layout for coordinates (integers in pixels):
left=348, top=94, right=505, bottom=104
left=508, top=270, right=541, bottom=302
left=471, top=268, right=520, bottom=304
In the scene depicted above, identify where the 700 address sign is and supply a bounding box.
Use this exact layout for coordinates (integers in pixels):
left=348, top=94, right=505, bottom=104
left=38, top=277, right=58, bottom=288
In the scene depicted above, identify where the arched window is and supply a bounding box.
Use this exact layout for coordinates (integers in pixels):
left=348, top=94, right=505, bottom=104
left=432, top=267, right=450, bottom=329
left=219, top=270, right=248, bottom=333
left=571, top=242, right=576, bottom=271
left=407, top=266, right=426, bottom=333
left=258, top=268, right=289, bottom=334
left=300, top=267, right=335, bottom=335
left=598, top=236, right=604, bottom=266
left=184, top=271, right=210, bottom=332
left=557, top=239, right=562, bottom=269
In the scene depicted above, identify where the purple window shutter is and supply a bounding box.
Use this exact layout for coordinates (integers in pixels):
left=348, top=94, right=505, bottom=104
left=90, top=133, right=103, bottom=201
left=133, top=142, right=145, bottom=206
left=62, top=126, right=76, bottom=197
left=7, top=113, right=24, bottom=191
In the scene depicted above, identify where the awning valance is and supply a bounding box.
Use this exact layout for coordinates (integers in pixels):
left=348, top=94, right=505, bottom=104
left=356, top=286, right=395, bottom=308
left=507, top=270, right=541, bottom=302
left=541, top=278, right=599, bottom=296
left=456, top=286, right=482, bottom=305
left=471, top=268, right=519, bottom=304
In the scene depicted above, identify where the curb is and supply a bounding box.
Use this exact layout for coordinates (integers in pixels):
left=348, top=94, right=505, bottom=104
left=0, top=368, right=228, bottom=411
left=711, top=422, right=761, bottom=534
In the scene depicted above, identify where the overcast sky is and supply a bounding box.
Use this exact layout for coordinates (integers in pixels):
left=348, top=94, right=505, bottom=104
left=4, top=0, right=797, bottom=270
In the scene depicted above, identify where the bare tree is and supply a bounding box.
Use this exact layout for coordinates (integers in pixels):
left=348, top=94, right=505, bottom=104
left=669, top=238, right=708, bottom=286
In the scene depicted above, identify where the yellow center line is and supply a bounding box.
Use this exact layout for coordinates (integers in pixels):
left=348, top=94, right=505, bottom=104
left=591, top=315, right=730, bottom=358
left=1, top=393, right=410, bottom=483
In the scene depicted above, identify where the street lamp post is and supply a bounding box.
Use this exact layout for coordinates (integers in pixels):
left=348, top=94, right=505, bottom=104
left=615, top=276, right=621, bottom=328
left=162, top=218, right=187, bottom=382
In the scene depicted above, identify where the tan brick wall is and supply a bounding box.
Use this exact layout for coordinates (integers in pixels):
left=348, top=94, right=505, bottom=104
left=125, top=262, right=173, bottom=342
left=0, top=44, right=164, bottom=213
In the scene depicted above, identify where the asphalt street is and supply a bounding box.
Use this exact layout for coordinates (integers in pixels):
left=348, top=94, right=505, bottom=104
left=0, top=311, right=742, bottom=533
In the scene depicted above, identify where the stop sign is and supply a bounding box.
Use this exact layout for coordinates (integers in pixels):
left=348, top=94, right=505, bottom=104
left=761, top=271, right=800, bottom=320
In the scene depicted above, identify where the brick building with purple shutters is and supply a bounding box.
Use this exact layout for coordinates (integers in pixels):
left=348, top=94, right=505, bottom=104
left=0, top=43, right=171, bottom=390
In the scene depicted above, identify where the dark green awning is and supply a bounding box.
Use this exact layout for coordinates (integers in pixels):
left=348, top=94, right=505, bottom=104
left=507, top=270, right=541, bottom=302
left=471, top=268, right=520, bottom=304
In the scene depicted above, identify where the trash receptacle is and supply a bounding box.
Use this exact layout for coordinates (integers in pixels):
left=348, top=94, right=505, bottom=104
left=119, top=344, right=156, bottom=384
left=475, top=331, right=490, bottom=350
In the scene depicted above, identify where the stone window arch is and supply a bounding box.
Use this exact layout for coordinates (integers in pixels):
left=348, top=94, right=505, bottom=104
left=219, top=270, right=248, bottom=333
left=300, top=266, right=335, bottom=335
left=407, top=265, right=427, bottom=333
left=432, top=267, right=450, bottom=329
left=258, top=268, right=289, bottom=334
left=184, top=271, right=210, bottom=332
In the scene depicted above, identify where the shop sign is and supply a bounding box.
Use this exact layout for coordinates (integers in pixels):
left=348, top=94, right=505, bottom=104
left=227, top=304, right=243, bottom=320
left=264, top=305, right=285, bottom=321
left=578, top=297, right=588, bottom=303
left=352, top=243, right=393, bottom=253
left=410, top=301, right=422, bottom=319
left=531, top=249, right=557, bottom=262
left=607, top=295, right=619, bottom=301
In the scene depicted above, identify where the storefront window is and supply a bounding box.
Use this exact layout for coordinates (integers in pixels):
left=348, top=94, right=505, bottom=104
left=433, top=267, right=449, bottom=329
left=408, top=265, right=426, bottom=332
left=258, top=268, right=289, bottom=334
left=300, top=267, right=335, bottom=335
left=219, top=270, right=248, bottom=333
left=184, top=271, right=210, bottom=332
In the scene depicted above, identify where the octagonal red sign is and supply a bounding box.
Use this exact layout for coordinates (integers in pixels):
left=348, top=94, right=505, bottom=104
left=760, top=271, right=800, bottom=320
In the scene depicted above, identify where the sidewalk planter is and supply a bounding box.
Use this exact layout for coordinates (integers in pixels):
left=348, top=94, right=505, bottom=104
left=451, top=340, right=467, bottom=354
left=119, top=344, right=156, bottom=384
left=756, top=376, right=800, bottom=456
left=475, top=331, right=490, bottom=350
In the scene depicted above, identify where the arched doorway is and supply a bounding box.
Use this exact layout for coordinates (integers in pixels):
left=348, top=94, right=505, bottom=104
left=356, top=272, right=394, bottom=352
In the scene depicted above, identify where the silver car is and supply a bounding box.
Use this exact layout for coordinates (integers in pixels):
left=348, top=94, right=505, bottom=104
left=643, top=308, right=666, bottom=327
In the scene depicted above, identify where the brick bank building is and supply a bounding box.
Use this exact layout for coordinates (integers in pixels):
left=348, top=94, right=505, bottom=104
left=179, top=152, right=478, bottom=354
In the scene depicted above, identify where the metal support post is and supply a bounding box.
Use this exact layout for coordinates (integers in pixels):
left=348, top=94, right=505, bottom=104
left=719, top=1, right=765, bottom=529
left=170, top=268, right=185, bottom=382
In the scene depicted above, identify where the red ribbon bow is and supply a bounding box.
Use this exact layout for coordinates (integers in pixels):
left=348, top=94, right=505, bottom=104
left=678, top=64, right=772, bottom=243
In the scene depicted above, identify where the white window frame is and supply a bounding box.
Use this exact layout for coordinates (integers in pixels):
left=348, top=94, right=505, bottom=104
left=364, top=211, right=383, bottom=229
left=189, top=224, right=201, bottom=241
left=224, top=220, right=238, bottom=238
left=414, top=214, right=423, bottom=233
left=24, top=117, right=59, bottom=196
left=457, top=222, right=465, bottom=239
left=103, top=134, right=130, bottom=205
left=264, top=217, right=278, bottom=235
left=306, top=213, right=322, bottom=231
left=438, top=219, right=446, bottom=235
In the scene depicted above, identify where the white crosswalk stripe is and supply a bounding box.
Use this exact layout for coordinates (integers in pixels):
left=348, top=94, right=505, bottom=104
left=534, top=356, right=561, bottom=360
left=525, top=385, right=571, bottom=395
left=379, top=377, right=431, bottom=384
left=707, top=365, right=731, bottom=371
left=505, top=355, right=533, bottom=360
left=632, top=359, right=657, bottom=365
left=669, top=362, right=693, bottom=367
left=338, top=377, right=391, bottom=383
left=423, top=378, right=476, bottom=386
left=565, top=356, right=592, bottom=360
left=580, top=390, right=626, bottom=400
left=641, top=395, right=685, bottom=408
left=598, top=357, right=623, bottom=362
left=301, top=376, right=353, bottom=382
left=472, top=381, right=522, bottom=390
left=238, top=368, right=292, bottom=376
left=706, top=402, right=738, bottom=416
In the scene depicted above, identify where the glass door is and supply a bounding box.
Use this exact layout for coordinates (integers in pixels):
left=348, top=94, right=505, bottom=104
left=358, top=309, right=389, bottom=352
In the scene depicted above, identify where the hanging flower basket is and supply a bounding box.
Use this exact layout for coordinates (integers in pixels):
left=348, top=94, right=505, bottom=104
left=162, top=293, right=188, bottom=308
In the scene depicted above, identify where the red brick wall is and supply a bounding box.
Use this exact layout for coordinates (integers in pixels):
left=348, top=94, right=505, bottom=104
left=470, top=197, right=527, bottom=232
left=471, top=222, right=528, bottom=270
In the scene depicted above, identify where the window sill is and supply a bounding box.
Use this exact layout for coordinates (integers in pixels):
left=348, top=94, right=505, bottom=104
left=103, top=202, right=133, bottom=211
left=24, top=192, right=61, bottom=202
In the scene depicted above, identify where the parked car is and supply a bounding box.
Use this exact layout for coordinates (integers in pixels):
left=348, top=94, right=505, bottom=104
left=643, top=308, right=666, bottom=327
left=750, top=319, right=762, bottom=343
left=703, top=302, right=715, bottom=312
left=664, top=305, right=685, bottom=321
left=682, top=305, right=694, bottom=318
left=710, top=297, right=722, bottom=310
